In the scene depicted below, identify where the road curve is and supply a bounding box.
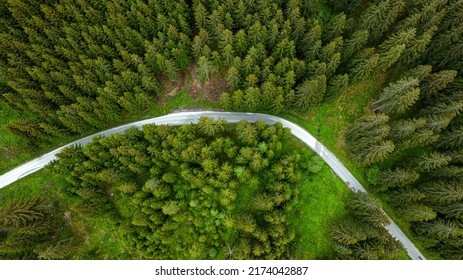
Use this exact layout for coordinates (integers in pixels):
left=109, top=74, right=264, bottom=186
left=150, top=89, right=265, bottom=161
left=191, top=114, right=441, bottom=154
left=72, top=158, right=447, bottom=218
left=0, top=111, right=425, bottom=260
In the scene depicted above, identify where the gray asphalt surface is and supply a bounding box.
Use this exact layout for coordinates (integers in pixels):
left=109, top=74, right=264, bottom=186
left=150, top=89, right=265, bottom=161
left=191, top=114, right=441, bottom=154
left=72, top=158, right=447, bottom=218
left=0, top=110, right=425, bottom=260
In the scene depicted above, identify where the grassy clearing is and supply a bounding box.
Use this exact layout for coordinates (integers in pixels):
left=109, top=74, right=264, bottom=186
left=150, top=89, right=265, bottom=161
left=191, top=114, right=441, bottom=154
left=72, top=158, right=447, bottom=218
left=278, top=77, right=385, bottom=188
left=282, top=74, right=435, bottom=259
left=0, top=168, right=62, bottom=205
left=291, top=160, right=350, bottom=259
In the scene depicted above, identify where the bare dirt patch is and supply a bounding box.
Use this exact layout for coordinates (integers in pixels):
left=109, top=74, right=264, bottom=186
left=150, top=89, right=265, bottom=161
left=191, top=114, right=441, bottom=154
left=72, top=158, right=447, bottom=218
left=186, top=64, right=230, bottom=103
left=336, top=127, right=347, bottom=151
left=155, top=64, right=230, bottom=105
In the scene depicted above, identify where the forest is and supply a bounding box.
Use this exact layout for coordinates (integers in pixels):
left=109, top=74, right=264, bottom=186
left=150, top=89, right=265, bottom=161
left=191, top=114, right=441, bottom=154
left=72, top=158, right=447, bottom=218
left=0, top=0, right=462, bottom=259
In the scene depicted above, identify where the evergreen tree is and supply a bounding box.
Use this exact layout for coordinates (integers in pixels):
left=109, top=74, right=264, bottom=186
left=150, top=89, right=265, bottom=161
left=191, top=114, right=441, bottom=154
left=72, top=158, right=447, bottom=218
left=293, top=76, right=326, bottom=110
left=378, top=44, right=406, bottom=72
left=399, top=204, right=436, bottom=222
left=415, top=152, right=451, bottom=172
left=423, top=181, right=463, bottom=204
left=324, top=13, right=346, bottom=42
left=416, top=219, right=463, bottom=240
left=352, top=140, right=395, bottom=165
left=380, top=168, right=419, bottom=188
left=373, top=77, right=420, bottom=115
left=379, top=28, right=416, bottom=53
left=342, top=29, right=369, bottom=62
left=350, top=51, right=379, bottom=81
left=421, top=70, right=458, bottom=96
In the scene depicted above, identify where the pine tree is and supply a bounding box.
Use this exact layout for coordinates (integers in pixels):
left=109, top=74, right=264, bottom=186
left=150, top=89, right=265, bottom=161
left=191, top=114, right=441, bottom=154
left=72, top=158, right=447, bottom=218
left=35, top=242, right=74, bottom=260
left=360, top=0, right=404, bottom=41
left=346, top=113, right=390, bottom=149
left=0, top=198, right=44, bottom=228
left=379, top=28, right=416, bottom=53
left=347, top=192, right=391, bottom=229
left=324, top=13, right=346, bottom=42
left=415, top=152, right=451, bottom=172
left=399, top=204, right=436, bottom=222
left=438, top=126, right=463, bottom=149
left=330, top=222, right=367, bottom=246
left=192, top=29, right=210, bottom=58
left=327, top=74, right=349, bottom=96
left=352, top=140, right=395, bottom=165
left=197, top=56, right=218, bottom=82
left=390, top=118, right=426, bottom=141
left=6, top=119, right=45, bottom=141
left=416, top=219, right=463, bottom=240
left=423, top=181, right=463, bottom=204
left=421, top=70, right=457, bottom=96
left=393, top=188, right=425, bottom=204
left=342, top=29, right=369, bottom=62
left=293, top=76, right=326, bottom=110
left=435, top=203, right=463, bottom=220
left=402, top=65, right=432, bottom=82
left=350, top=51, right=379, bottom=81
left=301, top=24, right=322, bottom=60
left=380, top=168, right=419, bottom=188
left=378, top=44, right=406, bottom=72
left=400, top=26, right=436, bottom=63
left=373, top=78, right=420, bottom=115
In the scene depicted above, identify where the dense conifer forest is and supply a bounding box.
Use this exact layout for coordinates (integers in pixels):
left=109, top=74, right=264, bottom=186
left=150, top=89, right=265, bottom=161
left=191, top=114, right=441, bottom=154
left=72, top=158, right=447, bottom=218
left=1, top=0, right=463, bottom=259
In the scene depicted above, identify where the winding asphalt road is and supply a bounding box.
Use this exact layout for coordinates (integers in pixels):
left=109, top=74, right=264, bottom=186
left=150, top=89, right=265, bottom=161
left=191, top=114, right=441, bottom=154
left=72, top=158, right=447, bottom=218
left=0, top=111, right=425, bottom=260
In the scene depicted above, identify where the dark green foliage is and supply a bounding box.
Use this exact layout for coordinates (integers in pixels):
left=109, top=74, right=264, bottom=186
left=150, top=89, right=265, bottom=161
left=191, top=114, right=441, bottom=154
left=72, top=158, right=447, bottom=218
left=0, top=0, right=192, bottom=139
left=330, top=192, right=404, bottom=260
left=380, top=168, right=419, bottom=189
left=346, top=114, right=394, bottom=165
left=0, top=197, right=78, bottom=260
left=359, top=0, right=405, bottom=42
left=421, top=70, right=458, bottom=96
left=398, top=204, right=437, bottom=222
left=373, top=77, right=420, bottom=115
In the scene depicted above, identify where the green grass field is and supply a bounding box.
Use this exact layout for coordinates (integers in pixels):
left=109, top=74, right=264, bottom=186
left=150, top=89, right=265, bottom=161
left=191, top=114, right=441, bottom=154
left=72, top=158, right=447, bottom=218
left=290, top=162, right=350, bottom=259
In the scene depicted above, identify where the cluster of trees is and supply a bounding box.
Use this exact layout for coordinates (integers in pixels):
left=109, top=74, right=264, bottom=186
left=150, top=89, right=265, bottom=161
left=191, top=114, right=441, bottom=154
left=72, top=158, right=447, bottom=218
left=0, top=197, right=78, bottom=259
left=344, top=0, right=463, bottom=259
left=0, top=0, right=192, bottom=139
left=330, top=192, right=404, bottom=260
left=51, top=118, right=313, bottom=259
left=193, top=0, right=339, bottom=112
left=347, top=69, right=463, bottom=258
left=1, top=0, right=461, bottom=142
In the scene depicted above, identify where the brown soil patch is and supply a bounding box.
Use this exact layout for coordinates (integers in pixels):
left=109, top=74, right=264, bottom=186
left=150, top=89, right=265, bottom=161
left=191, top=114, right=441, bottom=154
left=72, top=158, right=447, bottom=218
left=64, top=211, right=72, bottom=225
left=336, top=127, right=347, bottom=151
left=166, top=86, right=180, bottom=97
left=155, top=64, right=230, bottom=106
left=186, top=64, right=230, bottom=103
left=201, top=77, right=230, bottom=102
